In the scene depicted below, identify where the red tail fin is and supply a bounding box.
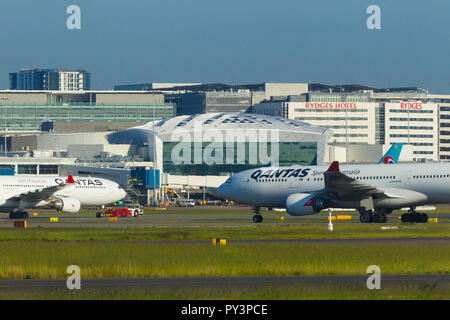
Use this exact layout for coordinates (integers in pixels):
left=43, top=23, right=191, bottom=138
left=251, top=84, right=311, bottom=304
left=327, top=161, right=339, bottom=173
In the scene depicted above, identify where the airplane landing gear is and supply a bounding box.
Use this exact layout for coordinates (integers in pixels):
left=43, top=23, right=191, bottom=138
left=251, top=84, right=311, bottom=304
left=359, top=210, right=372, bottom=223
left=359, top=209, right=388, bottom=223
left=401, top=208, right=428, bottom=223
left=252, top=215, right=263, bottom=223
left=9, top=210, right=29, bottom=219
left=252, top=206, right=263, bottom=223
left=373, top=211, right=387, bottom=223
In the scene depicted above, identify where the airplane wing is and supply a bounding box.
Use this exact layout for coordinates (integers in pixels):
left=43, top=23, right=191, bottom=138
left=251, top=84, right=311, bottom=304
left=10, top=175, right=76, bottom=202
left=323, top=162, right=394, bottom=201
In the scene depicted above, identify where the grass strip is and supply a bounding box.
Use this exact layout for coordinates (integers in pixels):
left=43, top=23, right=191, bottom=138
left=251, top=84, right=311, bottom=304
left=0, top=242, right=448, bottom=279
left=0, top=224, right=448, bottom=241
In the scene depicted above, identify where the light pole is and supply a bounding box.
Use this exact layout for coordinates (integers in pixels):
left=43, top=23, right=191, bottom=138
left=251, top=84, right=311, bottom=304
left=4, top=106, right=7, bottom=156
left=152, top=107, right=156, bottom=206
left=345, top=105, right=348, bottom=164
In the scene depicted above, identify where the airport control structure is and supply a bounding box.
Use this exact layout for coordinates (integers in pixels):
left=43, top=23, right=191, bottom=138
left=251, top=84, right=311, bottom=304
left=1, top=81, right=450, bottom=205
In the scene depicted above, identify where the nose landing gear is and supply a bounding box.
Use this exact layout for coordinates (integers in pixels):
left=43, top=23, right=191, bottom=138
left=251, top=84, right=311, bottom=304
left=252, top=206, right=263, bottom=223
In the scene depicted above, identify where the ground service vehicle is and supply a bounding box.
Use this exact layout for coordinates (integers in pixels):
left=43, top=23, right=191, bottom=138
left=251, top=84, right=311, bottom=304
left=96, top=203, right=143, bottom=217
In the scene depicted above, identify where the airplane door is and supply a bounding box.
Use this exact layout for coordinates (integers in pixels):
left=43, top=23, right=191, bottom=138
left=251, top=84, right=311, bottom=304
left=289, top=177, right=298, bottom=189
left=404, top=170, right=411, bottom=185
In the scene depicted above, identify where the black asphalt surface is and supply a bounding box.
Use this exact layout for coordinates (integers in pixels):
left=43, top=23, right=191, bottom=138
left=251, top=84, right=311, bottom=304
left=0, top=275, right=448, bottom=290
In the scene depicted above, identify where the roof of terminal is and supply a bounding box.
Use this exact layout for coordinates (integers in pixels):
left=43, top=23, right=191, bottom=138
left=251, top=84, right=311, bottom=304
left=136, top=113, right=329, bottom=135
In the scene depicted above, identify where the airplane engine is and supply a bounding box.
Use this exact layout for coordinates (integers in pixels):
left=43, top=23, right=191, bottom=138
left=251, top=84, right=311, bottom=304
left=54, top=197, right=81, bottom=213
left=285, top=193, right=328, bottom=216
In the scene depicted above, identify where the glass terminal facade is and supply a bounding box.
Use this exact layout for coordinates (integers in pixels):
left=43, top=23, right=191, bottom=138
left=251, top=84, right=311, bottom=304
left=162, top=141, right=317, bottom=175
left=0, top=104, right=175, bottom=130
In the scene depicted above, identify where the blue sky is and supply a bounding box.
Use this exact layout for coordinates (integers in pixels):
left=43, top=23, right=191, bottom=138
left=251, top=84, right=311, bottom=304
left=1, top=0, right=449, bottom=92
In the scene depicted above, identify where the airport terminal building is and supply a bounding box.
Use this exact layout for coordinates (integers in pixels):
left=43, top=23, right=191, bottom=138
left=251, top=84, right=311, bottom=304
left=0, top=90, right=175, bottom=131
left=107, top=112, right=331, bottom=176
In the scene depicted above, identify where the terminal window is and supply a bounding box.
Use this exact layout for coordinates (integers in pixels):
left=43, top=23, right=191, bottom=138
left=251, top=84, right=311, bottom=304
left=18, top=165, right=37, bottom=174
left=39, top=165, right=59, bottom=175
left=162, top=141, right=317, bottom=175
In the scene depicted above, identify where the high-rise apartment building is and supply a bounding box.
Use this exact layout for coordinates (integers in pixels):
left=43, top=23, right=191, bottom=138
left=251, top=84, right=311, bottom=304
left=9, top=69, right=90, bottom=91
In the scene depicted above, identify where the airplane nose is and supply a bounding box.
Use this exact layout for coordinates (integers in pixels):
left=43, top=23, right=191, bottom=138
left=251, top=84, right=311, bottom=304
left=217, top=183, right=230, bottom=199
left=120, top=188, right=127, bottom=200
left=217, top=184, right=224, bottom=197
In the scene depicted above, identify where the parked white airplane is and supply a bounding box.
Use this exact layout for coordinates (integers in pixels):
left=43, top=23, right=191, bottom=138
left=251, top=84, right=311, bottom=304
left=217, top=161, right=450, bottom=223
left=0, top=175, right=127, bottom=219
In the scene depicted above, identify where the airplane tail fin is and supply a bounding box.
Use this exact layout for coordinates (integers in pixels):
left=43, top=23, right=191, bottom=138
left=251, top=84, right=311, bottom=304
left=378, top=143, right=403, bottom=164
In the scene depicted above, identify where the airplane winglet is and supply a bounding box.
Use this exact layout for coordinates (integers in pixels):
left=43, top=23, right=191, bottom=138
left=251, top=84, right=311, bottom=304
left=327, top=161, right=340, bottom=173
left=66, top=175, right=75, bottom=184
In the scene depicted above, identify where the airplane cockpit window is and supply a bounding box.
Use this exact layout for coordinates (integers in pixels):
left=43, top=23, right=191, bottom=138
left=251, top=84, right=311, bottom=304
left=225, top=178, right=232, bottom=183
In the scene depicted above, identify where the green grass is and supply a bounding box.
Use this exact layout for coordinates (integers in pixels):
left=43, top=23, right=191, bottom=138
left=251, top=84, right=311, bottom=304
left=0, top=242, right=448, bottom=280
left=0, top=283, right=447, bottom=300
left=0, top=224, right=448, bottom=241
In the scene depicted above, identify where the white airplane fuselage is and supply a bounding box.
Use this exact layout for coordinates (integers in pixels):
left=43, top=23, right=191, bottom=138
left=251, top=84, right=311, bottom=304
left=217, top=162, right=450, bottom=209
left=0, top=175, right=127, bottom=212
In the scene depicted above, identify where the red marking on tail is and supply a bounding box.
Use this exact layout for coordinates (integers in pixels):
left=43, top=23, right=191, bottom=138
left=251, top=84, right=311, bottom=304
left=304, top=197, right=315, bottom=207
left=66, top=175, right=75, bottom=184
left=382, top=156, right=395, bottom=164
left=327, top=161, right=339, bottom=173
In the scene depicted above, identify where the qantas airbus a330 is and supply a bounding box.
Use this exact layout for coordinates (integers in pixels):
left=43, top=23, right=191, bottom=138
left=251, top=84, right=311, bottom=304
left=217, top=160, right=450, bottom=223
left=0, top=175, right=127, bottom=219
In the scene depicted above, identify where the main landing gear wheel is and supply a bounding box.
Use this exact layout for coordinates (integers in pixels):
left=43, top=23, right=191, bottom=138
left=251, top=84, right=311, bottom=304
left=359, top=211, right=372, bottom=223
left=9, top=210, right=29, bottom=219
left=401, top=213, right=428, bottom=223
left=253, top=215, right=263, bottom=223
left=359, top=209, right=388, bottom=223
left=372, top=212, right=382, bottom=223
left=373, top=212, right=387, bottom=223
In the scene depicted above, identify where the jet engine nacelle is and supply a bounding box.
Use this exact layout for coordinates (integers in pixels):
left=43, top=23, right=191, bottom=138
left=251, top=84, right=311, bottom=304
left=285, top=193, right=329, bottom=216
left=54, top=197, right=81, bottom=213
